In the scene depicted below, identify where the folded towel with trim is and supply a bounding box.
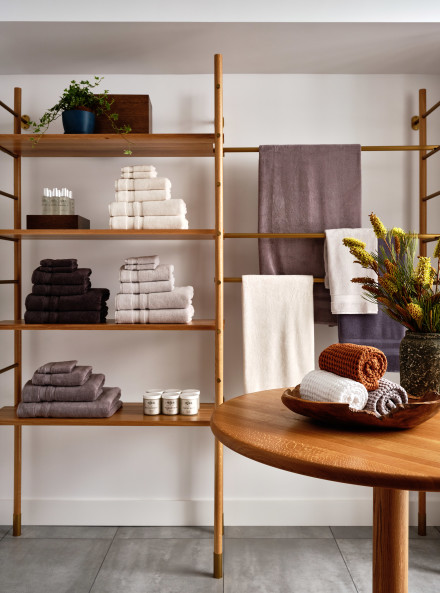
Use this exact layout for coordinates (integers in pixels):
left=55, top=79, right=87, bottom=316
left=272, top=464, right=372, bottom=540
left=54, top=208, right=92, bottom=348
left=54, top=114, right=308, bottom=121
left=125, top=255, right=159, bottom=266
left=24, top=309, right=107, bottom=324
left=124, top=264, right=157, bottom=270
left=32, top=365, right=92, bottom=386
left=364, top=378, right=408, bottom=416
left=17, top=386, right=122, bottom=418
left=119, top=264, right=173, bottom=283
left=108, top=202, right=135, bottom=217
left=40, top=259, right=77, bottom=268
left=319, top=342, right=387, bottom=390
left=31, top=268, right=91, bottom=286
left=115, top=189, right=171, bottom=202
left=115, top=286, right=193, bottom=310
left=38, top=264, right=78, bottom=273
left=299, top=369, right=369, bottom=411
left=142, top=215, right=188, bottom=230
left=25, top=288, right=110, bottom=312
left=109, top=216, right=134, bottom=230
left=121, top=171, right=158, bottom=179
left=324, top=228, right=378, bottom=314
left=119, top=279, right=175, bottom=294
left=132, top=199, right=187, bottom=217
left=115, top=178, right=171, bottom=192
left=22, top=374, right=105, bottom=403
left=36, top=360, right=77, bottom=374
left=115, top=306, right=194, bottom=324
left=32, top=281, right=91, bottom=296
left=121, top=165, right=156, bottom=173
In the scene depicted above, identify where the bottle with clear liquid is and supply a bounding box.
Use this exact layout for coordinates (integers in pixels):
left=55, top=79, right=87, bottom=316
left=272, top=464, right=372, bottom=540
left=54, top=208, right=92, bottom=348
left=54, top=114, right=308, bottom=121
left=50, top=188, right=60, bottom=215
left=68, top=190, right=75, bottom=214
left=59, top=188, right=70, bottom=215
left=41, top=188, right=51, bottom=215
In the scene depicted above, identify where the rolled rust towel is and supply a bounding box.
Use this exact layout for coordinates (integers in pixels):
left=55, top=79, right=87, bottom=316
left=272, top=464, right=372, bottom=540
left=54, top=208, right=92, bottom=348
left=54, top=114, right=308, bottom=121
left=36, top=360, right=77, bottom=374
left=31, top=268, right=91, bottom=286
left=22, top=374, right=105, bottom=403
left=32, top=281, right=91, bottom=296
left=318, top=343, right=387, bottom=390
left=364, top=378, right=408, bottom=416
left=32, top=365, right=92, bottom=387
left=25, top=288, right=110, bottom=312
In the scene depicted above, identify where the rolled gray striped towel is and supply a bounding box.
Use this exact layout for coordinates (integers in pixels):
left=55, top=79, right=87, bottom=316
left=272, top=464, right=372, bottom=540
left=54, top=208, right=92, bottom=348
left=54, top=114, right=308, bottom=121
left=364, top=378, right=408, bottom=416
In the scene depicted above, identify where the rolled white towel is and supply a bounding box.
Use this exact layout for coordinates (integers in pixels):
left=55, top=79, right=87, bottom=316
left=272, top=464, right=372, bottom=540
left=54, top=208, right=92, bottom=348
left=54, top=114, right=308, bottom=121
left=115, top=178, right=171, bottom=192
left=119, top=264, right=174, bottom=283
left=109, top=216, right=134, bottom=230
left=108, top=202, right=134, bottom=216
left=115, top=189, right=171, bottom=202
left=121, top=165, right=156, bottom=173
left=132, top=199, right=187, bottom=217
left=299, top=369, right=368, bottom=411
left=121, top=171, right=158, bottom=179
left=142, top=215, right=188, bottom=230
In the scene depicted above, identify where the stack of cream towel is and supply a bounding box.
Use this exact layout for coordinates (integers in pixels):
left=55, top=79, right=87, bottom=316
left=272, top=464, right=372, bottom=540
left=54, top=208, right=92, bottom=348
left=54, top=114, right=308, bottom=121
left=109, top=165, right=189, bottom=230
left=115, top=255, right=194, bottom=324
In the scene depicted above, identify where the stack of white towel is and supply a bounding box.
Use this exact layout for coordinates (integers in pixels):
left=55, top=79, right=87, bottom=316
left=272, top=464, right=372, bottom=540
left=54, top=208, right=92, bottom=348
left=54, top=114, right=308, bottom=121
left=114, top=255, right=195, bottom=324
left=109, top=165, right=189, bottom=230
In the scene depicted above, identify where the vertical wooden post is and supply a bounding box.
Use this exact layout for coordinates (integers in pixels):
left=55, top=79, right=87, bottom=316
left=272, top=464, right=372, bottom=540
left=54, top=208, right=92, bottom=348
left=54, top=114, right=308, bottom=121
left=418, top=89, right=427, bottom=535
left=213, top=53, right=224, bottom=579
left=373, top=488, right=408, bottom=593
left=13, top=87, right=22, bottom=537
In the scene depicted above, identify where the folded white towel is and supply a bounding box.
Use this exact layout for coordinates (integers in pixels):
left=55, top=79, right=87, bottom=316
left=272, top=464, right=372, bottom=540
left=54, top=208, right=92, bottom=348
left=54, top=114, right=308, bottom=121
left=109, top=216, right=134, bottom=230
left=242, top=275, right=315, bottom=393
left=324, top=228, right=378, bottom=314
left=124, top=264, right=156, bottom=270
left=115, top=306, right=194, bottom=324
left=121, top=165, right=156, bottom=173
left=120, top=264, right=174, bottom=283
left=142, top=215, right=188, bottom=230
left=108, top=202, right=134, bottom=217
left=115, top=178, right=171, bottom=192
left=125, top=255, right=159, bottom=266
left=115, top=287, right=194, bottom=310
left=121, top=171, right=158, bottom=179
left=115, top=189, right=171, bottom=202
left=132, top=199, right=187, bottom=217
left=299, top=369, right=369, bottom=411
left=119, top=279, right=175, bottom=294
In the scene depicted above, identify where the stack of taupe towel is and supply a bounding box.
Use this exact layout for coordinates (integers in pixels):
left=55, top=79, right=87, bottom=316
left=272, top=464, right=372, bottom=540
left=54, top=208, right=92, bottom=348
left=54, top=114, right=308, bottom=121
left=109, top=165, right=189, bottom=230
left=24, top=259, right=110, bottom=324
left=17, top=360, right=122, bottom=418
left=115, top=255, right=194, bottom=324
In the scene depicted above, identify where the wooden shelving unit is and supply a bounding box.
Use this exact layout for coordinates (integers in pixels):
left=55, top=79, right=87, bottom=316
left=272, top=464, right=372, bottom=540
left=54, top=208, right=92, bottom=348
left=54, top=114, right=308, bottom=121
left=0, top=55, right=225, bottom=578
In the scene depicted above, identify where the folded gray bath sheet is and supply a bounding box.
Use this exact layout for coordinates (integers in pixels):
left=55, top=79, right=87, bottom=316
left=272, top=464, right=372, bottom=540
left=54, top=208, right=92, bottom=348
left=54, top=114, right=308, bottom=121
left=32, top=365, right=92, bottom=387
left=22, top=374, right=105, bottom=402
left=31, top=268, right=91, bottom=285
left=119, top=264, right=173, bottom=283
left=37, top=360, right=78, bottom=374
left=17, top=386, right=122, bottom=418
left=115, top=286, right=194, bottom=310
left=258, top=145, right=361, bottom=324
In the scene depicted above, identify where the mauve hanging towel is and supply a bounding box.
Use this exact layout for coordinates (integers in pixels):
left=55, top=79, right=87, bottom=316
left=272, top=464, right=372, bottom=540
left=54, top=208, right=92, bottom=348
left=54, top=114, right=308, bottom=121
left=258, top=145, right=362, bottom=324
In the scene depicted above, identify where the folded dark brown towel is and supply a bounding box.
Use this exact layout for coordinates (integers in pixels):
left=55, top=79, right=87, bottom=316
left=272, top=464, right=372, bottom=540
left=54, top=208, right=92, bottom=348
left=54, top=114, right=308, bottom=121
left=25, top=288, right=110, bottom=312
left=22, top=374, right=105, bottom=403
left=31, top=281, right=92, bottom=296
left=31, top=268, right=91, bottom=286
left=24, top=309, right=107, bottom=324
left=32, top=365, right=92, bottom=386
left=17, top=387, right=122, bottom=418
left=37, top=360, right=77, bottom=374
left=38, top=265, right=79, bottom=273
left=40, top=258, right=78, bottom=268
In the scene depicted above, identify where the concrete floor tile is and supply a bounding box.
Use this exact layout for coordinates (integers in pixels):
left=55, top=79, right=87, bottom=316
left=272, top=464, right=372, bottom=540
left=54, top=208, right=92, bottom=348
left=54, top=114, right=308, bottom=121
left=115, top=526, right=213, bottom=539
left=5, top=525, right=117, bottom=539
left=0, top=526, right=10, bottom=540
left=225, top=526, right=333, bottom=539
left=331, top=526, right=440, bottom=539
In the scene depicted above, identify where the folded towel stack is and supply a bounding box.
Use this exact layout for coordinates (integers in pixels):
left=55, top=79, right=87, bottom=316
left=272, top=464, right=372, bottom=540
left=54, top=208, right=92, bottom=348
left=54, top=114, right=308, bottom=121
left=110, top=165, right=189, bottom=230
left=299, top=343, right=407, bottom=415
left=115, top=255, right=194, bottom=324
left=24, top=259, right=110, bottom=324
left=17, top=360, right=122, bottom=418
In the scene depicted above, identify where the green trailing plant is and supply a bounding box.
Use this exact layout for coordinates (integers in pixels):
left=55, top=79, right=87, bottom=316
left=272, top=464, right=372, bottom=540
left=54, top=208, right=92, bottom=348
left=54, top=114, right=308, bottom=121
left=343, top=213, right=440, bottom=333
left=29, top=77, right=133, bottom=154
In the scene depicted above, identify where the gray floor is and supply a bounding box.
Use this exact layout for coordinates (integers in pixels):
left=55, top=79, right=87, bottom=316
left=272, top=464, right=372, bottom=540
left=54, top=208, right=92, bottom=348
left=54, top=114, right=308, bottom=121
left=1, top=525, right=440, bottom=592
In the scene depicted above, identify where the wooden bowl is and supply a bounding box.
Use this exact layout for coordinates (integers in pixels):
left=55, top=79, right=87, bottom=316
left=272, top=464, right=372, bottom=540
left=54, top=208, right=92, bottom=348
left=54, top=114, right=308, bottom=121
left=281, top=385, right=440, bottom=430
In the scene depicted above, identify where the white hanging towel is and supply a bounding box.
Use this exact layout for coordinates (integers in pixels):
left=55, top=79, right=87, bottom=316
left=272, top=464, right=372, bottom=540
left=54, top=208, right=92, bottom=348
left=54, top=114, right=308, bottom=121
left=242, top=275, right=314, bottom=393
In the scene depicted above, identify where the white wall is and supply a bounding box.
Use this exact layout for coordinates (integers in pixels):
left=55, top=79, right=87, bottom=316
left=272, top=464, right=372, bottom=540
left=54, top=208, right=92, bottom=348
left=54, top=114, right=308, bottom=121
left=1, top=72, right=440, bottom=526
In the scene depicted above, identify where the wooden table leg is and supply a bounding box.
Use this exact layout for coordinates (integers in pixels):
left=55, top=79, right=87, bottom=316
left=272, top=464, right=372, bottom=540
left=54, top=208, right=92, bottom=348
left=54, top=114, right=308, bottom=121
left=373, top=488, right=408, bottom=593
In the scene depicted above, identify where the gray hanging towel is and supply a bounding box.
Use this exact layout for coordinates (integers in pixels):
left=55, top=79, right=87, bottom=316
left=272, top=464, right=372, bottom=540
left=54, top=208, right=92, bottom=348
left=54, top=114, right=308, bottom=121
left=258, top=145, right=362, bottom=324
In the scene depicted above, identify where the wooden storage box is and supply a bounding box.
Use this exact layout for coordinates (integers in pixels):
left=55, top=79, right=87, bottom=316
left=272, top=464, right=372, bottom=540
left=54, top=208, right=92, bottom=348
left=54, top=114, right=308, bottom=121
left=94, top=95, right=153, bottom=134
left=27, top=215, right=90, bottom=230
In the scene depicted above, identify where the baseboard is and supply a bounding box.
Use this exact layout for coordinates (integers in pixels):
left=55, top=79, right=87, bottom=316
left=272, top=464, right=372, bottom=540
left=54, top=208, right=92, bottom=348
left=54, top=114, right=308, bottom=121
left=1, top=497, right=439, bottom=526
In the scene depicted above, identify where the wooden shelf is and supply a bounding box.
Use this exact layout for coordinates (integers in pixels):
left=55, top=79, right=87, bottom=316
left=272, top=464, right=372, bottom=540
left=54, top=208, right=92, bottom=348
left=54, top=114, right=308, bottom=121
left=0, top=229, right=216, bottom=240
left=0, top=403, right=214, bottom=427
left=0, top=134, right=215, bottom=157
left=0, top=319, right=216, bottom=331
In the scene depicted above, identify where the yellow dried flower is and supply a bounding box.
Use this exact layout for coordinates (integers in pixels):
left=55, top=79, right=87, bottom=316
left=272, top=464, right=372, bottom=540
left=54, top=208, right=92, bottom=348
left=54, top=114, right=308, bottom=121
left=384, top=259, right=395, bottom=274
left=415, top=256, right=432, bottom=286
left=351, top=277, right=376, bottom=285
left=394, top=235, right=401, bottom=257
left=434, top=237, right=440, bottom=259
left=391, top=227, right=406, bottom=238
left=407, top=302, right=423, bottom=322
left=342, top=237, right=367, bottom=249
left=378, top=275, right=398, bottom=294
left=350, top=246, right=376, bottom=269
left=369, top=212, right=387, bottom=239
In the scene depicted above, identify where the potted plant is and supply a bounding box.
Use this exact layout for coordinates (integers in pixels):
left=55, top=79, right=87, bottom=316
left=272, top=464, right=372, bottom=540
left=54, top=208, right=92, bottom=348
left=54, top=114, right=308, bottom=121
left=29, top=77, right=132, bottom=154
left=343, top=213, right=440, bottom=396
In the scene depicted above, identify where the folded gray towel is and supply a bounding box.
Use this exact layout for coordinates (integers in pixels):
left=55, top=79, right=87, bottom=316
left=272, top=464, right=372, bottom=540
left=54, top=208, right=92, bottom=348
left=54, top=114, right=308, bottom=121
left=32, top=365, right=92, bottom=387
left=125, top=255, right=159, bottom=266
left=22, top=374, right=105, bottom=403
left=119, top=264, right=174, bottom=283
left=17, top=386, right=122, bottom=418
left=115, top=286, right=194, bottom=310
left=36, top=360, right=78, bottom=374
left=364, top=378, right=408, bottom=416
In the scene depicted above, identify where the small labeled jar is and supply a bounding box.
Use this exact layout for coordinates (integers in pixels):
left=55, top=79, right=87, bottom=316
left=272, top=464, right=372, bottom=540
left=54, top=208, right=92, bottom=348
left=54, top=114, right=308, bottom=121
left=161, top=392, right=180, bottom=415
left=145, top=389, right=164, bottom=394
left=180, top=392, right=199, bottom=415
left=143, top=392, right=161, bottom=415
left=163, top=389, right=181, bottom=394
left=181, top=389, right=200, bottom=410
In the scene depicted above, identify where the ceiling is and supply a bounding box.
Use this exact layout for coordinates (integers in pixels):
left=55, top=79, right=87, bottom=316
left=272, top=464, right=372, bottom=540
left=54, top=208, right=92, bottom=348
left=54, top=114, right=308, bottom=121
left=2, top=22, right=440, bottom=75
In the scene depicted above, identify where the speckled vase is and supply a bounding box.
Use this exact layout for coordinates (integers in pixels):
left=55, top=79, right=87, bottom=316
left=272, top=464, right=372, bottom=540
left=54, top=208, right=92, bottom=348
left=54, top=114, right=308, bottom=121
left=400, top=332, right=440, bottom=396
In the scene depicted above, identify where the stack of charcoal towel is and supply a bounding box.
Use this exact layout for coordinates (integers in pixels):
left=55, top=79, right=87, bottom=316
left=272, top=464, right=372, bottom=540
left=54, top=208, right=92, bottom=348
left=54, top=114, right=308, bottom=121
left=17, top=360, right=122, bottom=418
left=299, top=343, right=408, bottom=416
left=109, top=165, right=189, bottom=230
left=24, top=259, right=109, bottom=324
left=115, top=255, right=194, bottom=324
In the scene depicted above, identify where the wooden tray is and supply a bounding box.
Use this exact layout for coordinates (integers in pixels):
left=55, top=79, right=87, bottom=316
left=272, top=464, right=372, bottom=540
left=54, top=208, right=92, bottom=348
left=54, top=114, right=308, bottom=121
left=281, top=385, right=440, bottom=430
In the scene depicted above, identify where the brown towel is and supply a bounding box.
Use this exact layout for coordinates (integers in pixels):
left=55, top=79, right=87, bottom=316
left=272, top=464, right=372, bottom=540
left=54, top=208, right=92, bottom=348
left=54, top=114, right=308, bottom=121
left=31, top=268, right=91, bottom=286
left=25, top=289, right=110, bottom=312
left=36, top=360, right=78, bottom=374
left=40, top=258, right=78, bottom=268
left=32, top=282, right=91, bottom=296
left=22, top=374, right=105, bottom=403
left=318, top=343, right=387, bottom=390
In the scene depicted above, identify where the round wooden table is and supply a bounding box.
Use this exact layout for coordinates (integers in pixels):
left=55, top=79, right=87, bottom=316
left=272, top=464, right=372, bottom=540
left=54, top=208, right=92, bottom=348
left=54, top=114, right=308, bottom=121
left=210, top=388, right=440, bottom=593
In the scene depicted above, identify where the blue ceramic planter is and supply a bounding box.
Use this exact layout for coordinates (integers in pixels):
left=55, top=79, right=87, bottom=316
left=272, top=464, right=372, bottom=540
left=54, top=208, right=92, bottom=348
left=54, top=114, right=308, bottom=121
left=62, top=109, right=95, bottom=134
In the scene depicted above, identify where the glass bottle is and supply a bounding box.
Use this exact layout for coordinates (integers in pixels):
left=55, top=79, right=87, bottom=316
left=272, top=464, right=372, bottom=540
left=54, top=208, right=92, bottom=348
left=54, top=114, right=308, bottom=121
left=49, top=188, right=60, bottom=215
left=41, top=188, right=51, bottom=215
left=59, top=188, right=70, bottom=215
